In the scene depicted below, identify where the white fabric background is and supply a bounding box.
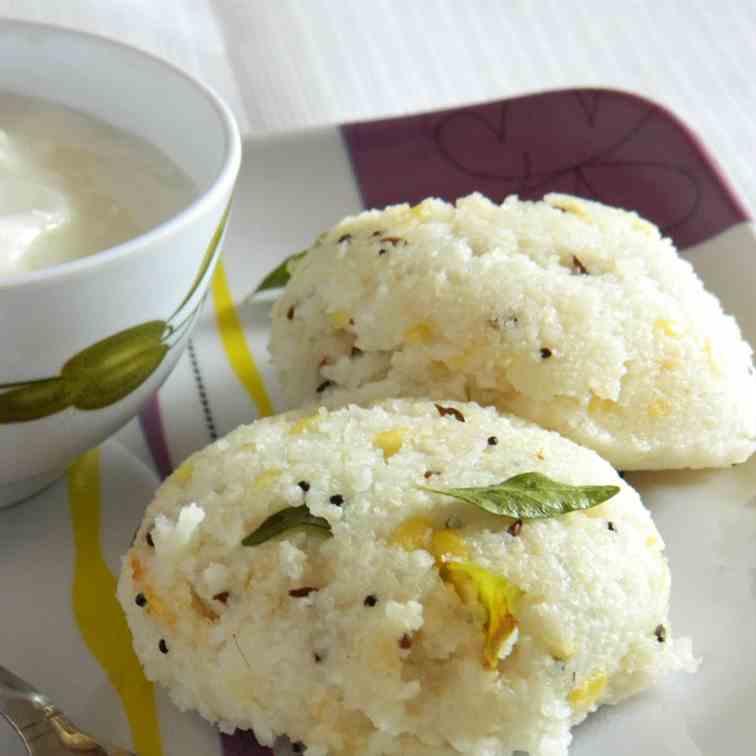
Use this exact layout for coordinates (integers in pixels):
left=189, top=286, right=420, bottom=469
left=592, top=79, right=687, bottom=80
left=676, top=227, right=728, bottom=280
left=2, top=0, right=754, bottom=208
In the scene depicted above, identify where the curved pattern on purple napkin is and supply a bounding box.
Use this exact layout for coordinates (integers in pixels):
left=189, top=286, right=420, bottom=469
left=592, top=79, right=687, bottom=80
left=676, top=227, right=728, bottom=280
left=343, top=88, right=751, bottom=250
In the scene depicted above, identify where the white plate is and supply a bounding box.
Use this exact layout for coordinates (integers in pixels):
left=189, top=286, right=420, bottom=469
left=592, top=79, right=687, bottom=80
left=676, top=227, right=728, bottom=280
left=2, top=89, right=755, bottom=756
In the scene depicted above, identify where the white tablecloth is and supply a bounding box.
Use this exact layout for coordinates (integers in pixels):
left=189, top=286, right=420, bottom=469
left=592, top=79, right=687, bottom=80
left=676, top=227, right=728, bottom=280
left=2, top=0, right=755, bottom=210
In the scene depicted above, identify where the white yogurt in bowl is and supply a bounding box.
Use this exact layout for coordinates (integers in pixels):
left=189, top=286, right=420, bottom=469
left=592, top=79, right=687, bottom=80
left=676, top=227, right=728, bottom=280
left=0, top=92, right=195, bottom=276
left=0, top=19, right=240, bottom=507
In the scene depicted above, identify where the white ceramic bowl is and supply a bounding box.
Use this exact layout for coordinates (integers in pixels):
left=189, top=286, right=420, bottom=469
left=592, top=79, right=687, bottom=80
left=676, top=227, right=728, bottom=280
left=0, top=20, right=241, bottom=506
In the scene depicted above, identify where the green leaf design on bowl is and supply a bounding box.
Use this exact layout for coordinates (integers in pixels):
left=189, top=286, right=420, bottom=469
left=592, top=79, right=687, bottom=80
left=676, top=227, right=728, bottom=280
left=171, top=204, right=230, bottom=318
left=0, top=204, right=231, bottom=424
left=0, top=377, right=78, bottom=423
left=62, top=321, right=170, bottom=410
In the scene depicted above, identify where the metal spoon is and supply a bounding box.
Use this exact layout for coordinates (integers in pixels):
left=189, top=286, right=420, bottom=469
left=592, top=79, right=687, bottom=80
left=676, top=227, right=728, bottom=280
left=0, top=665, right=134, bottom=756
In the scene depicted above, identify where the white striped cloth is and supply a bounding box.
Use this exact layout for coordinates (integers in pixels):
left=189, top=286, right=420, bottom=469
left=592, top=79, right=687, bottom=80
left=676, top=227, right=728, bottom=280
left=1, top=0, right=755, bottom=210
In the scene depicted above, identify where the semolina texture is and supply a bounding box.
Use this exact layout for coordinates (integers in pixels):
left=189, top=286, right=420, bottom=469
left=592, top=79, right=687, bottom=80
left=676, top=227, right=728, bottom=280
left=118, top=399, right=695, bottom=756
left=269, top=193, right=756, bottom=470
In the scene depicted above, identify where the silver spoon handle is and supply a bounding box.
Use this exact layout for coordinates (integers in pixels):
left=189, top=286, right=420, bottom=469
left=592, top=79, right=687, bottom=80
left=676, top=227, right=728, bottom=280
left=0, top=667, right=134, bottom=756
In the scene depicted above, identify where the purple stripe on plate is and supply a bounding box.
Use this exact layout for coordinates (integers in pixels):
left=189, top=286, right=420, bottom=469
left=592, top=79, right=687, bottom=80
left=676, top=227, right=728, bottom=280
left=138, top=394, right=174, bottom=481
left=342, top=88, right=751, bottom=250
left=221, top=731, right=274, bottom=756
left=138, top=397, right=273, bottom=755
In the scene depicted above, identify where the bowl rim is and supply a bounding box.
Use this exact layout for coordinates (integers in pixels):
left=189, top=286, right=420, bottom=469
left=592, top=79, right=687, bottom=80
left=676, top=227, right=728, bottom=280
left=0, top=18, right=241, bottom=291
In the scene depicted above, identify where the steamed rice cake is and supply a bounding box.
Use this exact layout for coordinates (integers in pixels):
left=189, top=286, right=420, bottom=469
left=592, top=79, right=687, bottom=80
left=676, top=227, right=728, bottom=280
left=269, top=193, right=756, bottom=470
left=118, top=399, right=695, bottom=756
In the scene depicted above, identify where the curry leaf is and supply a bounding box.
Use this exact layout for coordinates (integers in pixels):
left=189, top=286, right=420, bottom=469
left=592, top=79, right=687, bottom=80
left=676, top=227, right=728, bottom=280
left=421, top=472, right=619, bottom=520
left=254, top=250, right=307, bottom=293
left=242, top=505, right=331, bottom=546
